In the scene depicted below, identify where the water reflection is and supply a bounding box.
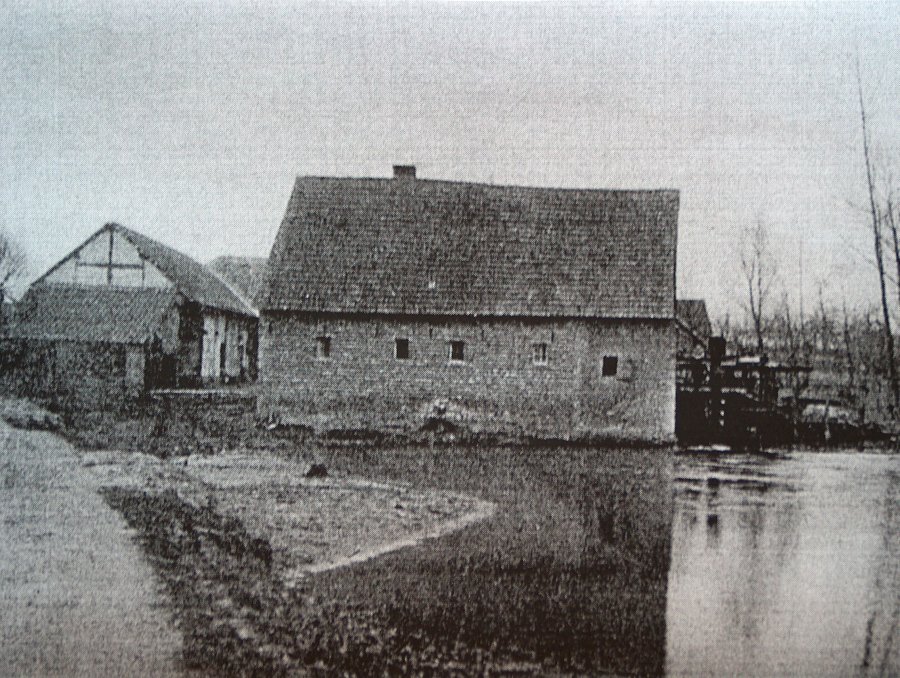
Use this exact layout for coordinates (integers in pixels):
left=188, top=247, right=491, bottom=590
left=667, top=452, right=899, bottom=677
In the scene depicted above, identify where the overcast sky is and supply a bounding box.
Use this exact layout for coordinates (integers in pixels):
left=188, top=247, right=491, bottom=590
left=2, top=1, right=898, bottom=321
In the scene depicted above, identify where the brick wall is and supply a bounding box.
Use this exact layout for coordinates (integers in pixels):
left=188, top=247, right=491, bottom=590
left=258, top=313, right=675, bottom=442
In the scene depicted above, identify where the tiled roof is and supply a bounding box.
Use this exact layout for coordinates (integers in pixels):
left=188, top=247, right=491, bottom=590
left=263, top=176, right=678, bottom=318
left=9, top=284, right=177, bottom=344
left=207, top=256, right=268, bottom=311
left=112, top=224, right=254, bottom=317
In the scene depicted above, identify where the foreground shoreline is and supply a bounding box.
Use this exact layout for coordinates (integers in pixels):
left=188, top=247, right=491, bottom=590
left=2, top=397, right=673, bottom=675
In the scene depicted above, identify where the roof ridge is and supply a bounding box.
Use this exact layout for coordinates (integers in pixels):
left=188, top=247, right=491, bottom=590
left=110, top=222, right=190, bottom=271
left=29, top=223, right=112, bottom=287
left=110, top=223, right=189, bottom=293
left=295, top=175, right=680, bottom=195
left=111, top=223, right=254, bottom=316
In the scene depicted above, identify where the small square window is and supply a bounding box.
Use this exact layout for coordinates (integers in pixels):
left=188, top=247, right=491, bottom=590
left=449, top=340, right=465, bottom=362
left=395, top=337, right=410, bottom=360
left=316, top=336, right=332, bottom=359
left=532, top=342, right=548, bottom=365
left=602, top=355, right=618, bottom=377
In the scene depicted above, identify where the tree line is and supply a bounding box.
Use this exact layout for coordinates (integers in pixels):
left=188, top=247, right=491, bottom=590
left=716, top=61, right=899, bottom=427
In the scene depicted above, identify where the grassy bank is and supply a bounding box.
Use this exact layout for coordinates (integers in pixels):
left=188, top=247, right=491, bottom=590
left=311, top=443, right=674, bottom=676
left=99, top=439, right=672, bottom=675
left=44, top=392, right=674, bottom=675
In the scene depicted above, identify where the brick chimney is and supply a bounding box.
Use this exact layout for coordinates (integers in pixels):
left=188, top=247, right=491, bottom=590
left=393, top=165, right=416, bottom=179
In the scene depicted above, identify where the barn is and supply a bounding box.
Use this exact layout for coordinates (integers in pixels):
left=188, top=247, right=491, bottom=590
left=259, top=167, right=679, bottom=441
left=4, top=223, right=257, bottom=408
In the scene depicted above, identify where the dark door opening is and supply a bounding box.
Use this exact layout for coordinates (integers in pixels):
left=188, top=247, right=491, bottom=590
left=145, top=336, right=176, bottom=389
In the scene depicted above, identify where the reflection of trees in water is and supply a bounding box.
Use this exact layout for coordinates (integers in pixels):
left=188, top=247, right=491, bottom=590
left=670, top=454, right=900, bottom=677
left=860, top=468, right=899, bottom=677
left=668, top=455, right=804, bottom=673
left=719, top=473, right=802, bottom=649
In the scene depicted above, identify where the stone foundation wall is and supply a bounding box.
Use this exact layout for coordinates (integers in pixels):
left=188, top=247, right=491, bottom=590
left=258, top=313, right=675, bottom=441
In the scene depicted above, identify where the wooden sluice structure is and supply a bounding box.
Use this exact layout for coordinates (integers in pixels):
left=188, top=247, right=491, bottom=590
left=676, top=338, right=806, bottom=450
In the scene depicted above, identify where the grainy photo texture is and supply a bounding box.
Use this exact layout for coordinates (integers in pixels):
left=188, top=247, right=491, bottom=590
left=0, top=2, right=898, bottom=676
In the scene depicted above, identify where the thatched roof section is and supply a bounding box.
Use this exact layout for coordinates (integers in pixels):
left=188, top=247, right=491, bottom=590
left=10, top=285, right=177, bottom=345
left=116, top=225, right=253, bottom=316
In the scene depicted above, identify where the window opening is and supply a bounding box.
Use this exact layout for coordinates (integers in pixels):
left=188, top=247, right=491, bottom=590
left=602, top=355, right=618, bottom=377
left=316, top=336, right=332, bottom=359
left=395, top=338, right=410, bottom=360
left=450, top=340, right=465, bottom=362
left=532, top=342, right=548, bottom=365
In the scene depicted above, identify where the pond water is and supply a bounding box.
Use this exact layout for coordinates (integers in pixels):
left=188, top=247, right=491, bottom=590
left=666, top=450, right=899, bottom=677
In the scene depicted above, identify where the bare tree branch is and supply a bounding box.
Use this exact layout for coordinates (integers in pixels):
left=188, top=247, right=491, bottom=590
left=740, top=219, right=777, bottom=355
left=0, top=228, right=27, bottom=304
left=856, top=54, right=899, bottom=415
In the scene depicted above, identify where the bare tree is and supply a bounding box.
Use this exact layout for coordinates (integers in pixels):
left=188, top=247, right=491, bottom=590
left=740, top=219, right=777, bottom=355
left=885, top=191, right=900, bottom=312
left=772, top=296, right=811, bottom=428
left=856, top=58, right=899, bottom=415
left=840, top=300, right=858, bottom=406
left=0, top=228, right=26, bottom=305
left=814, top=286, right=835, bottom=357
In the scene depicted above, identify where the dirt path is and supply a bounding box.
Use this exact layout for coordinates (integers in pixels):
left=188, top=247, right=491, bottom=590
left=0, top=420, right=183, bottom=677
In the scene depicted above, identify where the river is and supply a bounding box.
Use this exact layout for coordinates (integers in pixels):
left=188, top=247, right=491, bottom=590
left=666, top=450, right=899, bottom=677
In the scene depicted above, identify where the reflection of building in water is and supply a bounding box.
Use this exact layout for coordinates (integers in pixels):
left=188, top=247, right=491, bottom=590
left=666, top=454, right=898, bottom=677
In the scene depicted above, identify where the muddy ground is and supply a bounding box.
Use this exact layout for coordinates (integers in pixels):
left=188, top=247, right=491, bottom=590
left=96, top=442, right=671, bottom=676
left=7, top=395, right=672, bottom=676
left=2, top=398, right=498, bottom=676
left=86, top=450, right=494, bottom=586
